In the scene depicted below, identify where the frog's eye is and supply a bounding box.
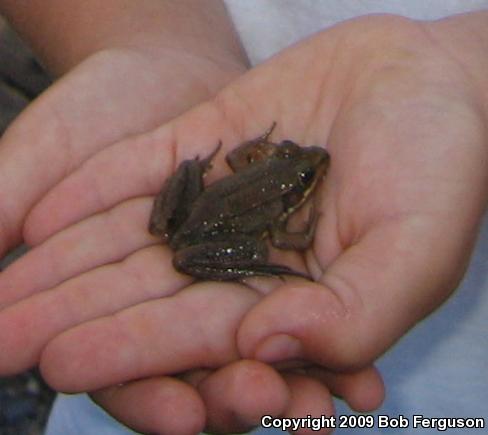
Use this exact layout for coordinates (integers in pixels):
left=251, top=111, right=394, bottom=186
left=279, top=141, right=300, bottom=158
left=298, top=168, right=315, bottom=186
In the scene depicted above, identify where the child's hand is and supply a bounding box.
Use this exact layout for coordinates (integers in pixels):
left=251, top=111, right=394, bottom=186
left=2, top=12, right=487, bottom=434
left=0, top=0, right=245, bottom=256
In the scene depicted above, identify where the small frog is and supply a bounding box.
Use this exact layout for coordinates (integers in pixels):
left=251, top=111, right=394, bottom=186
left=149, top=124, right=330, bottom=281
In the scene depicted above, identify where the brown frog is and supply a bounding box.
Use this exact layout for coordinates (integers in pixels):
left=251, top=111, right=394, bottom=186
left=149, top=124, right=330, bottom=281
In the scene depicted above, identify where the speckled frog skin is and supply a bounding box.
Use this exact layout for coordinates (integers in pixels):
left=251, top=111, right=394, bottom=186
left=149, top=126, right=329, bottom=281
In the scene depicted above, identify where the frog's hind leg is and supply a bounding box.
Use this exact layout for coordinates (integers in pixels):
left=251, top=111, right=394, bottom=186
left=235, top=263, right=312, bottom=281
left=149, top=162, right=202, bottom=240
left=173, top=238, right=311, bottom=281
left=149, top=144, right=223, bottom=240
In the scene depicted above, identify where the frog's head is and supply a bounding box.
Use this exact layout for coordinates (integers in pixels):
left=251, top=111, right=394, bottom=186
left=282, top=145, right=330, bottom=212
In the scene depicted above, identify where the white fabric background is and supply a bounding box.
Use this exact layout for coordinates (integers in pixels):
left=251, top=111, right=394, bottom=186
left=45, top=1, right=488, bottom=434
left=224, top=0, right=488, bottom=65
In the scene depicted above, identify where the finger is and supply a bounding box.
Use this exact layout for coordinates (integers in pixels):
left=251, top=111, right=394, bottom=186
left=281, top=373, right=335, bottom=435
left=188, top=360, right=290, bottom=434
left=238, top=218, right=468, bottom=369
left=185, top=362, right=383, bottom=433
left=0, top=52, right=186, bottom=255
left=39, top=283, right=259, bottom=392
left=307, top=365, right=384, bottom=412
left=0, top=197, right=157, bottom=308
left=25, top=99, right=305, bottom=245
left=0, top=245, right=189, bottom=375
left=23, top=127, right=173, bottom=245
left=24, top=102, right=233, bottom=244
left=91, top=376, right=206, bottom=435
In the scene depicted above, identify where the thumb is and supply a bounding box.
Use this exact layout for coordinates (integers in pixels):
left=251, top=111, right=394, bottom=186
left=237, top=215, right=479, bottom=369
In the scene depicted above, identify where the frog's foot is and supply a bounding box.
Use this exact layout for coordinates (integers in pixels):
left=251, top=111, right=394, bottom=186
left=261, top=121, right=277, bottom=142
left=172, top=239, right=311, bottom=281
left=198, top=141, right=222, bottom=175
left=226, top=122, right=278, bottom=171
left=270, top=205, right=319, bottom=251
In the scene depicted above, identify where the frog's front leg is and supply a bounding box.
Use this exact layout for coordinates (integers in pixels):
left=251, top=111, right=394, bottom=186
left=173, top=238, right=310, bottom=281
left=269, top=207, right=319, bottom=251
left=149, top=143, right=221, bottom=241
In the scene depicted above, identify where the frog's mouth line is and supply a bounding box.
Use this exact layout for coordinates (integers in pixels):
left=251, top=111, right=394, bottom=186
left=282, top=159, right=329, bottom=221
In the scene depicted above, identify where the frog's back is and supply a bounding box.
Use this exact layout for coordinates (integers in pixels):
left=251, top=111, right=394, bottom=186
left=172, top=159, right=295, bottom=245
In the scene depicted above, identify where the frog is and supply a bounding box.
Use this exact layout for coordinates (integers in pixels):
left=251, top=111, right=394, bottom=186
left=149, top=124, right=330, bottom=281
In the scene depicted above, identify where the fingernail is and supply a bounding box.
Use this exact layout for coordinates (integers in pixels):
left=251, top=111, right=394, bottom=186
left=254, top=334, right=303, bottom=363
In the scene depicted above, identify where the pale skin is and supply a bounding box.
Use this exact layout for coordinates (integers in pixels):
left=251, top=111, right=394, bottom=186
left=0, top=3, right=487, bottom=435
left=0, top=1, right=384, bottom=434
